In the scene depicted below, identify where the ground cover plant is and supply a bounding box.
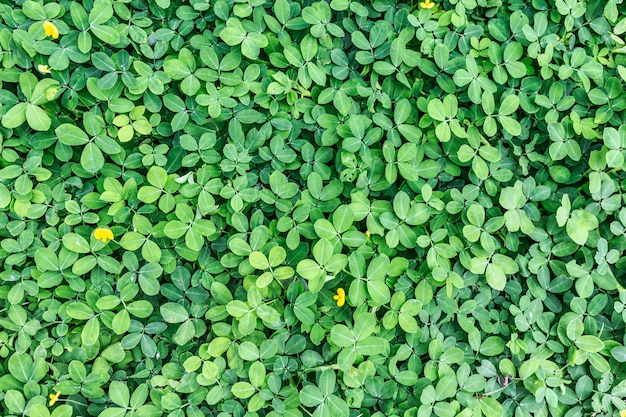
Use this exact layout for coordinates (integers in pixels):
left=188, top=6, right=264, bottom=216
left=0, top=0, right=626, bottom=416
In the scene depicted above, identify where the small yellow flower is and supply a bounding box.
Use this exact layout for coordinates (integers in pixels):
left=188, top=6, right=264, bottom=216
left=420, top=0, right=435, bottom=8
left=365, top=230, right=371, bottom=238
left=94, top=227, right=114, bottom=243
left=621, top=411, right=626, bottom=417
left=333, top=288, right=346, bottom=307
left=49, top=391, right=61, bottom=406
left=37, top=64, right=51, bottom=74
left=43, top=21, right=59, bottom=39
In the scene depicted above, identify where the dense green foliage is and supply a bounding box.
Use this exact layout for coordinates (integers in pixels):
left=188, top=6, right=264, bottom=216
left=1, top=0, right=626, bottom=417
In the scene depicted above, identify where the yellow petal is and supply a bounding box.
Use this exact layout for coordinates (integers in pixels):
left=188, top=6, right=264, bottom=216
left=43, top=21, right=59, bottom=39
left=37, top=64, right=51, bottom=74
left=621, top=411, right=626, bottom=417
left=94, top=228, right=113, bottom=243
left=49, top=391, right=61, bottom=406
left=335, top=288, right=346, bottom=307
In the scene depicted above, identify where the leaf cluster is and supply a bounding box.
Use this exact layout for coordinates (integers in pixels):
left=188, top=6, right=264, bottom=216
left=0, top=1, right=625, bottom=417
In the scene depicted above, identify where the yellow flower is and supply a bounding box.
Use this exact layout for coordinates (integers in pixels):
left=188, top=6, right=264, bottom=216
left=420, top=0, right=435, bottom=8
left=621, top=411, right=626, bottom=417
left=43, top=21, right=59, bottom=39
left=94, top=227, right=114, bottom=243
left=37, top=64, right=51, bottom=74
left=365, top=230, right=371, bottom=238
left=49, top=391, right=61, bottom=406
left=333, top=288, right=346, bottom=307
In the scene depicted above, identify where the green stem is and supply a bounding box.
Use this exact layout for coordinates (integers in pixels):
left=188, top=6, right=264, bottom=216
left=62, top=399, right=88, bottom=407
left=304, top=364, right=341, bottom=372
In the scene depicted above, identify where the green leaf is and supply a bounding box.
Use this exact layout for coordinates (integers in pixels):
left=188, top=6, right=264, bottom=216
left=66, top=302, right=95, bottom=320
left=249, top=361, right=266, bottom=388
left=4, top=390, right=25, bottom=413
left=1, top=103, right=27, bottom=129
left=81, top=142, right=105, bottom=173
left=91, top=24, right=121, bottom=44
left=98, top=409, right=125, bottom=417
left=147, top=166, right=168, bottom=188
left=499, top=115, right=521, bottom=136
left=220, top=18, right=247, bottom=46
left=29, top=405, right=50, bottom=417
left=427, top=99, right=446, bottom=121
left=330, top=324, right=355, bottom=347
left=480, top=398, right=503, bottom=417
left=485, top=264, right=506, bottom=291
left=62, top=233, right=90, bottom=253
left=232, top=382, right=256, bottom=399
left=480, top=336, right=505, bottom=356
left=575, top=335, right=604, bottom=353
left=160, top=303, right=189, bottom=323
left=300, top=385, right=324, bottom=407
left=268, top=246, right=286, bottom=267
left=398, top=314, right=418, bottom=333
left=249, top=251, right=270, bottom=269
left=164, top=59, right=191, bottom=79
left=34, top=247, right=58, bottom=271
left=119, top=232, right=146, bottom=251
left=8, top=353, right=32, bottom=383
left=109, top=381, right=130, bottom=407
left=89, top=0, right=113, bottom=24
left=56, top=124, right=89, bottom=146
left=356, top=336, right=388, bottom=355
left=567, top=210, right=598, bottom=245
left=25, top=104, right=51, bottom=131
left=111, top=309, right=130, bottom=334
left=368, top=280, right=391, bottom=305
left=333, top=205, right=354, bottom=233
left=498, top=94, right=519, bottom=115
left=82, top=317, right=100, bottom=346
left=435, top=375, right=457, bottom=400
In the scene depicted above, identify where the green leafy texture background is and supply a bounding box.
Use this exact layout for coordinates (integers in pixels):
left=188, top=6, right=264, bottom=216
left=0, top=0, right=625, bottom=416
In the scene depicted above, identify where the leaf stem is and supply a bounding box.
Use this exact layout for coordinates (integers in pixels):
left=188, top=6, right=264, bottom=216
left=304, top=364, right=341, bottom=372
